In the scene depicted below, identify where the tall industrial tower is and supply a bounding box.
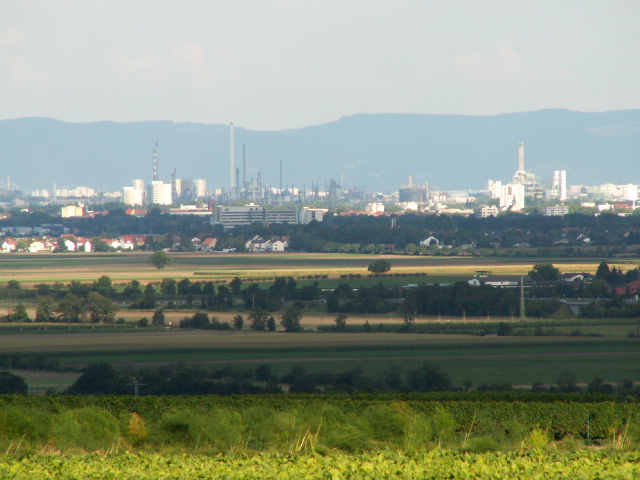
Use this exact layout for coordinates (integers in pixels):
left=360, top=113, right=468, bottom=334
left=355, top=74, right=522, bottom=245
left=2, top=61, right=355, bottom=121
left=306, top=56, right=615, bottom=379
left=229, top=123, right=235, bottom=191
left=153, top=142, right=159, bottom=181
left=517, top=142, right=525, bottom=172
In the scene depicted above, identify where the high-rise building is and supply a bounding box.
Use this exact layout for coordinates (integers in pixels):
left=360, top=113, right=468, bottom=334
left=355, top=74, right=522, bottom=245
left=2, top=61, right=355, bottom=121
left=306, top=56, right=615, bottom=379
left=124, top=180, right=146, bottom=206
left=499, top=183, right=525, bottom=211
left=151, top=181, right=172, bottom=205
left=194, top=179, right=207, bottom=198
left=551, top=170, right=567, bottom=201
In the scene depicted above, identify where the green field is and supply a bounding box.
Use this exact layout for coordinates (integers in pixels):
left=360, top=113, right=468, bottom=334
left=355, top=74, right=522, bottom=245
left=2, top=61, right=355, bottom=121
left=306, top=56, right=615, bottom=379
left=5, top=330, right=640, bottom=387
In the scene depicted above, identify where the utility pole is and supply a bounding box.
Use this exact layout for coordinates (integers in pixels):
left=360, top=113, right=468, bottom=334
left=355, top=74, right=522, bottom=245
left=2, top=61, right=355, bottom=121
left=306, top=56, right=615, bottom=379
left=128, top=377, right=146, bottom=397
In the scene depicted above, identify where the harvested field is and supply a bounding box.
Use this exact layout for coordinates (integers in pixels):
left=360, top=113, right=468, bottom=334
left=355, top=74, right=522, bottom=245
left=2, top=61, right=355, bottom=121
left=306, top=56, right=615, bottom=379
left=0, top=251, right=632, bottom=285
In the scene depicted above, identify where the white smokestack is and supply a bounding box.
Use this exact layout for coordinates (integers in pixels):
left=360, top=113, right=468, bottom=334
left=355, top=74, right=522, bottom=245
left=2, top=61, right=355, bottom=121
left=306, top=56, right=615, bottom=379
left=518, top=142, right=524, bottom=172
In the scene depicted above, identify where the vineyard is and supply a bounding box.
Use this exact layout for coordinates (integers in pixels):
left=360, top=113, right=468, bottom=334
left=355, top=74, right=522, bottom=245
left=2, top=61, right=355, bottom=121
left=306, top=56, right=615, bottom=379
left=2, top=451, right=640, bottom=479
left=2, top=394, right=640, bottom=454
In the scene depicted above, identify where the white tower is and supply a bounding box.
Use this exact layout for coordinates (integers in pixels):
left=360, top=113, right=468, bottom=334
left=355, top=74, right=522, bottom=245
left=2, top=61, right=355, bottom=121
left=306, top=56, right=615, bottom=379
left=517, top=142, right=525, bottom=172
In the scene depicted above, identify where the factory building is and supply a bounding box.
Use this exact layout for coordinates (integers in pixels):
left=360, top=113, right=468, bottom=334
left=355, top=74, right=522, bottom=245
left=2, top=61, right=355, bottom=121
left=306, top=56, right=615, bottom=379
left=213, top=204, right=327, bottom=229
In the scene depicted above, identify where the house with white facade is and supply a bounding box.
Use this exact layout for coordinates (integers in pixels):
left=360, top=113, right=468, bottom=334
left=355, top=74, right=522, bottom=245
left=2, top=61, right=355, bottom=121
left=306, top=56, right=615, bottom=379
left=1, top=238, right=17, bottom=253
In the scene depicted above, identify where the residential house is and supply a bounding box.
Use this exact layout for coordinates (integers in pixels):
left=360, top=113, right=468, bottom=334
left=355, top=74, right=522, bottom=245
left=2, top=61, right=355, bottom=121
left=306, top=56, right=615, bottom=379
left=201, top=238, right=218, bottom=252
left=614, top=280, right=640, bottom=297
left=1, top=238, right=17, bottom=253
left=419, top=236, right=440, bottom=247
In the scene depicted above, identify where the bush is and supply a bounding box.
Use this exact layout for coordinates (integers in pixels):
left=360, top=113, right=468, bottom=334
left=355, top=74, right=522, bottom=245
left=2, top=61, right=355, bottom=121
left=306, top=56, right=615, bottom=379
left=52, top=407, right=119, bottom=451
left=0, top=407, right=51, bottom=444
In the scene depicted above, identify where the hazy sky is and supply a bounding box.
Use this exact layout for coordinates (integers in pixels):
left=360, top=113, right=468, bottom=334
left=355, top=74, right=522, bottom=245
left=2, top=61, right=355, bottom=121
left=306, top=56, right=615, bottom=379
left=1, top=1, right=639, bottom=130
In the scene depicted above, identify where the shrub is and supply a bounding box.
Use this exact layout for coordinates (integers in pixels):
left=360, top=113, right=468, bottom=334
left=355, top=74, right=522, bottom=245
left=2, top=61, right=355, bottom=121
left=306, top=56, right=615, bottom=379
left=52, top=407, right=119, bottom=451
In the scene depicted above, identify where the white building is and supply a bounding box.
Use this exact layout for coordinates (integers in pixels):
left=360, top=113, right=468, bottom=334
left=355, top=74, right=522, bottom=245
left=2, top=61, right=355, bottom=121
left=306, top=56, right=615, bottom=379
left=551, top=170, right=567, bottom=201
left=123, top=186, right=146, bottom=206
left=151, top=181, right=173, bottom=205
left=475, top=205, right=499, bottom=218
left=545, top=205, right=569, bottom=216
left=488, top=180, right=502, bottom=198
left=298, top=207, right=327, bottom=224
left=124, top=180, right=146, bottom=206
left=365, top=202, right=385, bottom=214
left=61, top=205, right=84, bottom=218
left=194, top=179, right=207, bottom=198
left=499, top=184, right=525, bottom=211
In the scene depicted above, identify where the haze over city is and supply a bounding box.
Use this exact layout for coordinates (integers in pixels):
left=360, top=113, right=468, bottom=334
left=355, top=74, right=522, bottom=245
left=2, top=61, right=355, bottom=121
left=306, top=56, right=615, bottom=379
left=1, top=1, right=639, bottom=130
left=1, top=2, right=639, bottom=203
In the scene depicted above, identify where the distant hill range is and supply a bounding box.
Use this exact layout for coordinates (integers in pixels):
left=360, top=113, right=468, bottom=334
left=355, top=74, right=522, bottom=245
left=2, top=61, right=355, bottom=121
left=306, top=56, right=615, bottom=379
left=0, top=109, right=638, bottom=193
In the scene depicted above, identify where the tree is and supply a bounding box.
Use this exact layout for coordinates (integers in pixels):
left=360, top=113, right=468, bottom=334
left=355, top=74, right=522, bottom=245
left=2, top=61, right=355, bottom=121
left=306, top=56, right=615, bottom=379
left=148, top=251, right=171, bottom=269
left=160, top=278, right=177, bottom=295
left=177, top=278, right=192, bottom=295
left=139, top=283, right=157, bottom=309
left=152, top=309, right=165, bottom=326
left=406, top=362, right=452, bottom=392
left=10, top=304, right=30, bottom=322
left=528, top=263, right=560, bottom=281
left=85, top=291, right=118, bottom=323
left=596, top=261, right=611, bottom=281
left=0, top=372, right=28, bottom=394
left=248, top=308, right=269, bottom=331
left=91, top=237, right=111, bottom=252
left=254, top=364, right=273, bottom=383
left=35, top=298, right=56, bottom=322
left=368, top=260, right=391, bottom=276
left=280, top=306, right=302, bottom=332
left=557, top=371, right=579, bottom=393
left=66, top=363, right=126, bottom=395
left=56, top=294, right=84, bottom=323
left=267, top=316, right=277, bottom=331
left=93, top=275, right=115, bottom=296
left=56, top=238, right=69, bottom=253
left=233, top=314, right=244, bottom=330
left=229, top=277, right=243, bottom=296
left=335, top=313, right=348, bottom=331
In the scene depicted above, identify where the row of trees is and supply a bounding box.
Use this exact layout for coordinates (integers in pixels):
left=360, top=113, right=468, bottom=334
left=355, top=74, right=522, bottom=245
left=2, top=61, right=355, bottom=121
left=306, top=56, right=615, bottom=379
left=11, top=360, right=633, bottom=397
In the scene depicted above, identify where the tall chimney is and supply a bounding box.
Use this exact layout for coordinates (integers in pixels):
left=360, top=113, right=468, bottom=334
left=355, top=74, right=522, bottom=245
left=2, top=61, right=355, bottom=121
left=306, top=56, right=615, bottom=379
left=518, top=142, right=524, bottom=172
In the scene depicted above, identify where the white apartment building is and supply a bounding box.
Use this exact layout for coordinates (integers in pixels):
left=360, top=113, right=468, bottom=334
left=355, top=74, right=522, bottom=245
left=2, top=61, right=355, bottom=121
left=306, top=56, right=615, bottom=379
left=551, top=171, right=567, bottom=201
left=545, top=205, right=569, bottom=216
left=152, top=181, right=173, bottom=205
left=498, top=184, right=525, bottom=211
left=475, top=205, right=499, bottom=218
left=298, top=207, right=327, bottom=224
left=61, top=205, right=84, bottom=218
left=123, top=186, right=146, bottom=206
left=123, top=179, right=146, bottom=206
left=194, top=179, right=207, bottom=198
